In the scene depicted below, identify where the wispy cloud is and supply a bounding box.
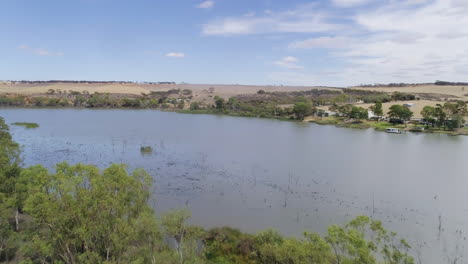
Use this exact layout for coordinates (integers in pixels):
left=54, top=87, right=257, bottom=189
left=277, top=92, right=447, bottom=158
left=289, top=37, right=351, bottom=49
left=197, top=1, right=214, bottom=9
left=202, top=4, right=341, bottom=36
left=203, top=0, right=468, bottom=85
left=18, top=45, right=64, bottom=56
left=331, top=0, right=370, bottom=8
left=166, top=52, right=185, bottom=58
left=274, top=56, right=303, bottom=69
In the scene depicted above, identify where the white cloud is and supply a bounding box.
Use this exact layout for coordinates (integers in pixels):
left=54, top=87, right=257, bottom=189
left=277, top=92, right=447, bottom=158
left=331, top=0, right=370, bottom=8
left=287, top=0, right=468, bottom=85
left=18, top=45, right=64, bottom=56
left=197, top=1, right=214, bottom=9
left=202, top=4, right=341, bottom=36
left=274, top=56, right=303, bottom=69
left=166, top=52, right=185, bottom=58
left=335, top=0, right=468, bottom=84
left=289, top=36, right=351, bottom=49
left=202, top=0, right=468, bottom=85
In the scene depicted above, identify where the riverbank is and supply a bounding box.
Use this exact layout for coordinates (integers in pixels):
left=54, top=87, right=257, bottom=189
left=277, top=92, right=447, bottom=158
left=305, top=116, right=468, bottom=135
left=2, top=106, right=466, bottom=135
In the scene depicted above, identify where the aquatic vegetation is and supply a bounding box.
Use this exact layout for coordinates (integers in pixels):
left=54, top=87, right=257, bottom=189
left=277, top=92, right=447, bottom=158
left=12, top=122, right=39, bottom=128
left=140, top=145, right=153, bottom=153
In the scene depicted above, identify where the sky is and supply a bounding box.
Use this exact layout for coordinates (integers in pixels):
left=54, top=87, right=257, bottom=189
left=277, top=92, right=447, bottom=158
left=1, top=0, right=468, bottom=87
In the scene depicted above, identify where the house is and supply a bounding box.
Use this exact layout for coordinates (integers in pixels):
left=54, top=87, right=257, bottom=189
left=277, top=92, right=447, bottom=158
left=316, top=110, right=337, bottom=117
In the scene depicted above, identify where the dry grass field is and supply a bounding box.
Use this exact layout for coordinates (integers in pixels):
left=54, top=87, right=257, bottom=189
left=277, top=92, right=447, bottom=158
left=0, top=82, right=342, bottom=105
left=353, top=84, right=468, bottom=101
left=0, top=82, right=338, bottom=96
left=1, top=82, right=465, bottom=118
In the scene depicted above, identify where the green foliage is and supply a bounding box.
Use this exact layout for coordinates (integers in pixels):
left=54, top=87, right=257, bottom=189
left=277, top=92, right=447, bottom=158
left=0, top=95, right=25, bottom=106
left=140, top=146, right=153, bottom=153
left=326, top=216, right=413, bottom=264
left=0, top=117, right=23, bottom=261
left=21, top=163, right=162, bottom=263
left=214, top=96, right=226, bottom=111
left=293, top=102, right=313, bottom=120
left=162, top=209, right=206, bottom=264
left=388, top=105, right=413, bottom=122
left=204, top=227, right=256, bottom=264
left=421, top=106, right=436, bottom=126
left=12, top=122, right=39, bottom=129
left=422, top=102, right=467, bottom=130
left=122, top=98, right=142, bottom=108
left=369, top=102, right=384, bottom=117
left=391, top=92, right=416, bottom=101
left=350, top=106, right=369, bottom=119
left=190, top=102, right=202, bottom=110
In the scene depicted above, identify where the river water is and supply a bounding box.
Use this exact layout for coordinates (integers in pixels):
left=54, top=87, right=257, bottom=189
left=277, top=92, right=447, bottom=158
left=1, top=108, right=467, bottom=263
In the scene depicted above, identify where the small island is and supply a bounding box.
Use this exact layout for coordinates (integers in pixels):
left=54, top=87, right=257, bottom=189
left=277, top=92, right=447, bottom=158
left=12, top=122, right=39, bottom=129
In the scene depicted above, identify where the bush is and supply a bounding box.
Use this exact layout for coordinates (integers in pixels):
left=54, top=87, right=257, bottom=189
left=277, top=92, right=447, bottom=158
left=140, top=146, right=153, bottom=153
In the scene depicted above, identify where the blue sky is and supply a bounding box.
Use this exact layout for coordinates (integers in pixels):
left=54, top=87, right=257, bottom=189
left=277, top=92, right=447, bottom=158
left=1, top=0, right=468, bottom=86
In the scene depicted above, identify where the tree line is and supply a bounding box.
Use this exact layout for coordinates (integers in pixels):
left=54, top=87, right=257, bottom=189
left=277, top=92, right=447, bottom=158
left=0, top=116, right=417, bottom=264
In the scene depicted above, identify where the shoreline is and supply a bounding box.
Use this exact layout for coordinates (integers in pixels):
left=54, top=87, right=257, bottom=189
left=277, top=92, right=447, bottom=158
left=2, top=106, right=467, bottom=136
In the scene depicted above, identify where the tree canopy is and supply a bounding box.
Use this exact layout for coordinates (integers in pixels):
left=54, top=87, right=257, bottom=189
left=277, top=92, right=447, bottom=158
left=388, top=105, right=413, bottom=122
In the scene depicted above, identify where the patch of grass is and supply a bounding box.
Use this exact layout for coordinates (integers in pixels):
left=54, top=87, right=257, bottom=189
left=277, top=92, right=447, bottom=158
left=12, top=122, right=39, bottom=129
left=140, top=146, right=153, bottom=154
left=308, top=116, right=342, bottom=125
left=369, top=121, right=405, bottom=131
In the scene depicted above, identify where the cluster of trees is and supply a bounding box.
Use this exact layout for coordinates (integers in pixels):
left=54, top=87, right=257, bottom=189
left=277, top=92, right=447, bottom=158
left=390, top=92, right=416, bottom=101
left=0, top=90, right=192, bottom=110
left=206, top=96, right=298, bottom=119
left=435, top=81, right=468, bottom=86
left=0, top=116, right=415, bottom=264
left=329, top=104, right=369, bottom=120
left=421, top=101, right=467, bottom=130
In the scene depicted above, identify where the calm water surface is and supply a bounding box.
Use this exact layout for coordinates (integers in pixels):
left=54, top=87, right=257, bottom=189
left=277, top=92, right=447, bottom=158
left=1, top=108, right=467, bottom=263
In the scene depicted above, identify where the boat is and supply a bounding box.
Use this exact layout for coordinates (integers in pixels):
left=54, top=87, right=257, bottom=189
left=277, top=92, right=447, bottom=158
left=385, top=128, right=402, bottom=134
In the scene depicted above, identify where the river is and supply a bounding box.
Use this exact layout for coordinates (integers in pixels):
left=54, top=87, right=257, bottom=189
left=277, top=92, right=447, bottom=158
left=1, top=108, right=467, bottom=263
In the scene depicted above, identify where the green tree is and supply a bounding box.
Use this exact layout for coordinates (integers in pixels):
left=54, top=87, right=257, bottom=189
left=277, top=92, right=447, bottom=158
left=162, top=209, right=205, bottom=264
left=0, top=117, right=23, bottom=232
left=227, top=97, right=241, bottom=111
left=440, top=101, right=467, bottom=130
left=326, top=216, right=413, bottom=264
left=369, top=102, right=383, bottom=117
left=22, top=163, right=163, bottom=264
left=214, top=96, right=225, bottom=111
left=434, top=104, right=447, bottom=129
left=337, top=104, right=353, bottom=118
left=350, top=106, right=369, bottom=119
left=420, top=106, right=436, bottom=127
left=388, top=105, right=413, bottom=123
left=190, top=102, right=202, bottom=110
left=293, top=102, right=313, bottom=120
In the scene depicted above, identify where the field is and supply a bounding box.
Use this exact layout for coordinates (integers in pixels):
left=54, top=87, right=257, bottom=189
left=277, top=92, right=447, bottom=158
left=1, top=82, right=466, bottom=120
left=353, top=84, right=468, bottom=101
left=0, top=82, right=339, bottom=104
